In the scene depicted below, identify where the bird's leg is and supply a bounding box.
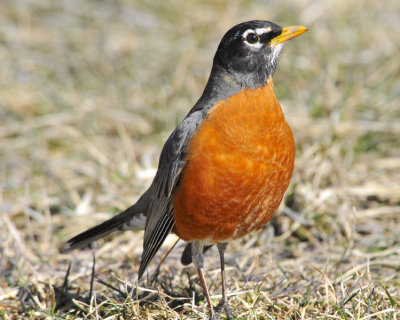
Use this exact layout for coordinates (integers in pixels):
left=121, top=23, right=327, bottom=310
left=192, top=240, right=215, bottom=318
left=215, top=242, right=232, bottom=320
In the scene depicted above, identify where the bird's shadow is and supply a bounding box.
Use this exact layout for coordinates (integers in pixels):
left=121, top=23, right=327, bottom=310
left=52, top=255, right=204, bottom=316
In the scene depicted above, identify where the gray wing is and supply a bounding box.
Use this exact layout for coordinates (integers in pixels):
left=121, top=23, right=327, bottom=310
left=138, top=110, right=205, bottom=279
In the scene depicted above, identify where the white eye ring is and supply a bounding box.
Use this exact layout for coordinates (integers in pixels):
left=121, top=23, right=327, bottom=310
left=243, top=29, right=263, bottom=48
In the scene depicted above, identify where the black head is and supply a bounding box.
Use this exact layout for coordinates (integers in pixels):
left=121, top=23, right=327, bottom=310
left=192, top=20, right=307, bottom=114
left=212, top=20, right=308, bottom=89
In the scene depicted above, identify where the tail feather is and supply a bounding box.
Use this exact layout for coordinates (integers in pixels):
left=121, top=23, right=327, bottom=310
left=61, top=204, right=145, bottom=253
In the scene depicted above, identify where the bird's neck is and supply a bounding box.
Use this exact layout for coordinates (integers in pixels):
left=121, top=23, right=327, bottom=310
left=197, top=65, right=272, bottom=114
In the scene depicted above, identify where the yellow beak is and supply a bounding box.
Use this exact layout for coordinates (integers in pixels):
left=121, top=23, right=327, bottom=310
left=270, top=25, right=308, bottom=47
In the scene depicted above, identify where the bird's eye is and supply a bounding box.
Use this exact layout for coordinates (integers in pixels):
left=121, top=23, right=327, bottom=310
left=246, top=32, right=259, bottom=44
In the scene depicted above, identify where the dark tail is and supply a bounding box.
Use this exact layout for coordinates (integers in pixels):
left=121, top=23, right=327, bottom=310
left=61, top=197, right=148, bottom=253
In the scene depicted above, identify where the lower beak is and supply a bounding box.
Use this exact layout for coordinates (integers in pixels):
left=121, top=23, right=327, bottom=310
left=270, top=25, right=308, bottom=47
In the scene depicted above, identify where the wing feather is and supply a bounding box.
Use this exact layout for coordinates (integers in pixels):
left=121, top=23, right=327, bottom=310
left=138, top=111, right=204, bottom=277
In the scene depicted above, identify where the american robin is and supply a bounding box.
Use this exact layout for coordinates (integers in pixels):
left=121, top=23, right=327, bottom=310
left=62, top=20, right=308, bottom=319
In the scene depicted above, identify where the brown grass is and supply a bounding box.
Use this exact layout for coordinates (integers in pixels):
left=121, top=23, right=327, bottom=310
left=1, top=0, right=399, bottom=319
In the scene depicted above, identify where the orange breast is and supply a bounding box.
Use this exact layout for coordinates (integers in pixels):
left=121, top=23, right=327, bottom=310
left=172, top=80, right=295, bottom=243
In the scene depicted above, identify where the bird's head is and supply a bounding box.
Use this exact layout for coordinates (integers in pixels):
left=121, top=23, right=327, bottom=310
left=213, top=20, right=308, bottom=88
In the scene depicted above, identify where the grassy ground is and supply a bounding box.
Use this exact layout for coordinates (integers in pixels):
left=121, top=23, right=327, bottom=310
left=1, top=0, right=399, bottom=319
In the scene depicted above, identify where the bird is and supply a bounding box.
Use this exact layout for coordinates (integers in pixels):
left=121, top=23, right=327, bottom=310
left=61, top=20, right=308, bottom=319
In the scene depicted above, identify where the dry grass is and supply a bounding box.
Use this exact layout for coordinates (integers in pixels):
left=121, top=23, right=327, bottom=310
left=1, top=0, right=399, bottom=319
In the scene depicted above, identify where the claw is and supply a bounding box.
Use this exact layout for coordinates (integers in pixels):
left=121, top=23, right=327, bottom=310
left=215, top=298, right=232, bottom=320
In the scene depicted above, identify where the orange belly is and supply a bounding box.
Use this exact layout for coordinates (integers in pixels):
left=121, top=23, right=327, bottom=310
left=172, top=80, right=295, bottom=243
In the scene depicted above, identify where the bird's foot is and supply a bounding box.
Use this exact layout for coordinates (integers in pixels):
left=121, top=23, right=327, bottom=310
left=213, top=298, right=232, bottom=320
left=210, top=310, right=219, bottom=320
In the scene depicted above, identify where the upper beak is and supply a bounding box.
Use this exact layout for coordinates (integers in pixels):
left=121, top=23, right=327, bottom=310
left=270, top=25, right=308, bottom=47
